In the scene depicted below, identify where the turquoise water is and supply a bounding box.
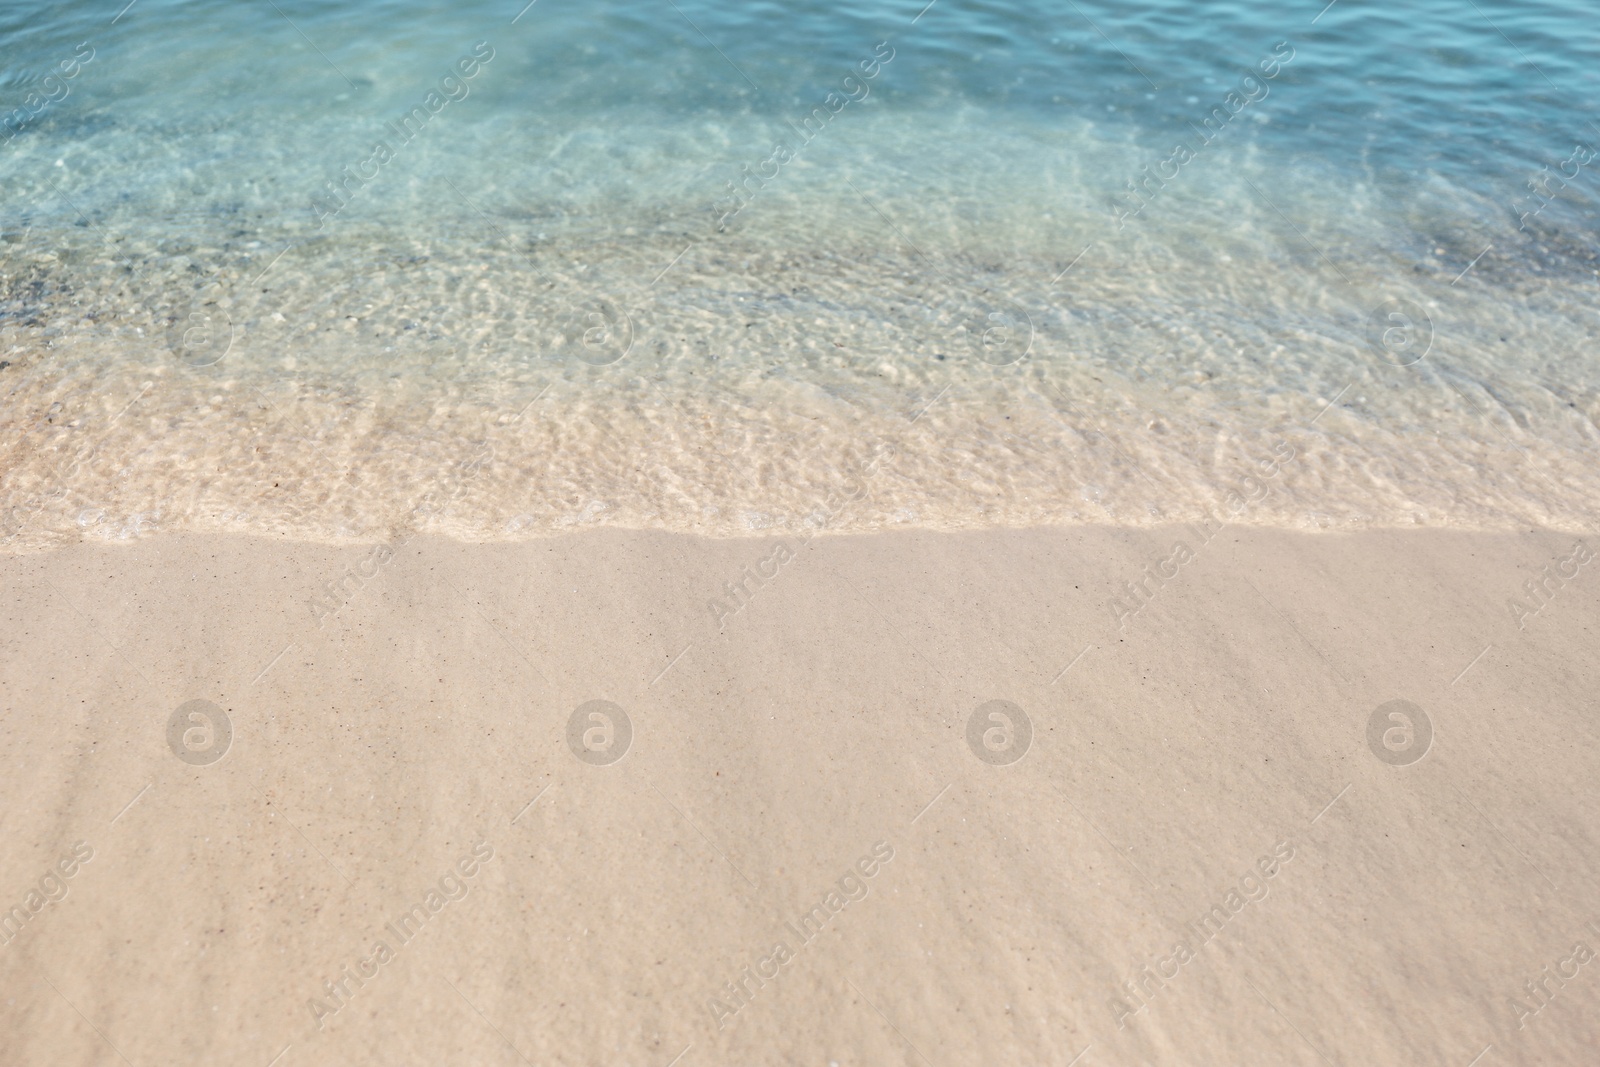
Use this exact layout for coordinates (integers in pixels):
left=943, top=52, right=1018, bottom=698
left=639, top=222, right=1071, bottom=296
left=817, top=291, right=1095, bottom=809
left=3, top=0, right=1599, bottom=545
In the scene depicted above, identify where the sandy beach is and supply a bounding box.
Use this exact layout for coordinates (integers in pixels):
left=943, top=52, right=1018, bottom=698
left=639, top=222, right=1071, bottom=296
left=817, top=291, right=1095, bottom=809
left=7, top=0, right=1600, bottom=1062
left=3, top=525, right=1598, bottom=1065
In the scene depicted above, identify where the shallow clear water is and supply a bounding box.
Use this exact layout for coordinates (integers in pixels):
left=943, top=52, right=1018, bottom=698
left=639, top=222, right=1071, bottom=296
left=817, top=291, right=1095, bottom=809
left=3, top=0, right=1598, bottom=546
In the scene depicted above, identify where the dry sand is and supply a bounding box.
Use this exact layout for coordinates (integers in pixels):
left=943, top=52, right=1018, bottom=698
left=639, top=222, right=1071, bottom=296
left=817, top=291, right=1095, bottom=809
left=2, top=524, right=1598, bottom=1066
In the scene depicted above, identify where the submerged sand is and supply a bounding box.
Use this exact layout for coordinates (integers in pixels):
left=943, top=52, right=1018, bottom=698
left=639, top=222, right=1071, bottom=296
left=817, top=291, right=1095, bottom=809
left=2, top=525, right=1598, bottom=1065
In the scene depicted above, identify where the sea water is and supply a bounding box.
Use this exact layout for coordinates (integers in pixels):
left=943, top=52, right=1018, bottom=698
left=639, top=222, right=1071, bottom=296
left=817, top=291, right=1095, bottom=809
left=2, top=0, right=1598, bottom=548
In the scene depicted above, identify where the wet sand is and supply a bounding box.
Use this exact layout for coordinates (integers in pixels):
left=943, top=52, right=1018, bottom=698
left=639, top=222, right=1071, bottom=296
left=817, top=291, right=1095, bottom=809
left=2, top=524, right=1598, bottom=1065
